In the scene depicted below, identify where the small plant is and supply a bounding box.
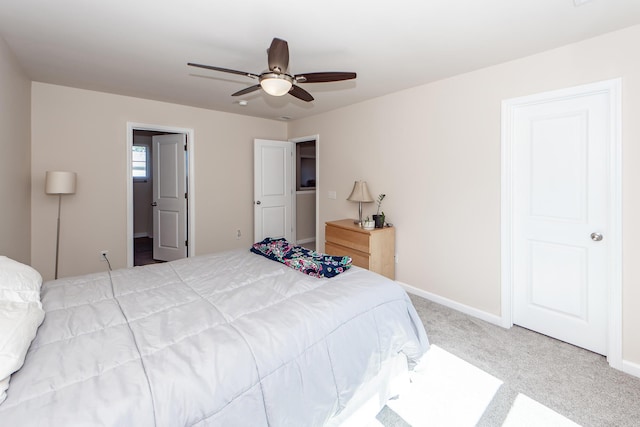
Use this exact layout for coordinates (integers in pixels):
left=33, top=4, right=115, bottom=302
left=376, top=194, right=386, bottom=215
left=373, top=194, right=386, bottom=228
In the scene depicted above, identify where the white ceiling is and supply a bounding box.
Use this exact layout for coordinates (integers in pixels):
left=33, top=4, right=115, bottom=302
left=1, top=0, right=639, bottom=121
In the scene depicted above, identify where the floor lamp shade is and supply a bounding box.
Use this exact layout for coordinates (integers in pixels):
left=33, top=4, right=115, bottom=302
left=45, top=171, right=77, bottom=195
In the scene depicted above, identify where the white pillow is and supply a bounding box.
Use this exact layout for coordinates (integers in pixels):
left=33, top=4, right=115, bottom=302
left=0, top=257, right=45, bottom=405
left=0, top=256, right=43, bottom=303
left=0, top=300, right=45, bottom=404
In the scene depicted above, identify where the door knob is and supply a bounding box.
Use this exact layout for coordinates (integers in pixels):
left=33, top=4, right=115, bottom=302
left=590, top=232, right=603, bottom=241
left=256, top=201, right=261, bottom=205
left=151, top=202, right=157, bottom=206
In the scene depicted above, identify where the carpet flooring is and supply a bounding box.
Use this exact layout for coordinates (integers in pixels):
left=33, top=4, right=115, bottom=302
left=376, top=295, right=640, bottom=426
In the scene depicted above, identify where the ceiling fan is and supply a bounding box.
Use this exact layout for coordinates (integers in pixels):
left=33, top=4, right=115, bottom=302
left=188, top=38, right=356, bottom=102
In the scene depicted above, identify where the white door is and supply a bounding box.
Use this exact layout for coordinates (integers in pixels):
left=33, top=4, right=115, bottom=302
left=254, top=139, right=292, bottom=242
left=509, top=85, right=616, bottom=355
left=152, top=134, right=188, bottom=261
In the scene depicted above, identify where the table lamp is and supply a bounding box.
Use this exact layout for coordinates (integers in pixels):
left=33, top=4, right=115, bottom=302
left=347, top=180, right=374, bottom=226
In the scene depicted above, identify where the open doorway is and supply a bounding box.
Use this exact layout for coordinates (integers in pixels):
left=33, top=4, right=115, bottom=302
left=131, top=130, right=178, bottom=266
left=292, top=136, right=318, bottom=251
left=127, top=123, right=196, bottom=268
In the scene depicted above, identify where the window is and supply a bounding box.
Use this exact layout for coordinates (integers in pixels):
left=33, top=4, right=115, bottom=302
left=132, top=145, right=149, bottom=180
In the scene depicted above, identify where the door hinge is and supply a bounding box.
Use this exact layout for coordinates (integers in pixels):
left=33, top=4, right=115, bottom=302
left=185, top=192, right=188, bottom=199
left=184, top=143, right=187, bottom=151
left=185, top=240, right=188, bottom=247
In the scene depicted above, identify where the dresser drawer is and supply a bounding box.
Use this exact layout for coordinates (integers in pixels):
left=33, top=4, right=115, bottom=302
left=325, top=223, right=370, bottom=253
left=325, top=242, right=370, bottom=269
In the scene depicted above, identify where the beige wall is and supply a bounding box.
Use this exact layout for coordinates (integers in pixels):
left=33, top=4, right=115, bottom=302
left=0, top=36, right=31, bottom=264
left=31, top=83, right=287, bottom=280
left=289, top=25, right=640, bottom=366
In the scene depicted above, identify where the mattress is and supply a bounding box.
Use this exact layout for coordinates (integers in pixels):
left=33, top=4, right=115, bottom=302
left=0, top=249, right=429, bottom=426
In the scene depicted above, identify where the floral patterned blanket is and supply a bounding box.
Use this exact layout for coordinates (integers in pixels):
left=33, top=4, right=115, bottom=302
left=250, top=238, right=352, bottom=278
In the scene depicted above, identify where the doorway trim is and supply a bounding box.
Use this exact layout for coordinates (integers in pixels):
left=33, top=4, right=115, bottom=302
left=500, top=79, right=622, bottom=369
left=126, top=122, right=196, bottom=267
left=290, top=134, right=320, bottom=249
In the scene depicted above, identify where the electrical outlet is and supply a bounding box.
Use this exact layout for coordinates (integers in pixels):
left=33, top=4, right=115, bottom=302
left=236, top=229, right=242, bottom=240
left=100, top=250, right=109, bottom=261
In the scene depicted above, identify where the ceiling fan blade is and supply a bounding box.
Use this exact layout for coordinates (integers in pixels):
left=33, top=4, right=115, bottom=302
left=289, top=85, right=314, bottom=102
left=187, top=63, right=259, bottom=79
left=231, top=85, right=262, bottom=97
left=268, top=38, right=289, bottom=73
left=295, top=72, right=357, bottom=83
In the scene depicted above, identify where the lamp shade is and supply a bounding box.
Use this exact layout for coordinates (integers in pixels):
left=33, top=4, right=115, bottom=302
left=347, top=180, right=374, bottom=203
left=45, top=171, right=77, bottom=195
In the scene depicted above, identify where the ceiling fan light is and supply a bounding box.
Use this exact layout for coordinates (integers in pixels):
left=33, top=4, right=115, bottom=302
left=260, top=75, right=292, bottom=96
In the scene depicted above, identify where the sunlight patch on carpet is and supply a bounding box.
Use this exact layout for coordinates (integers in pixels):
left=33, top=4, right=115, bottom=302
left=502, top=394, right=580, bottom=426
left=362, top=419, right=384, bottom=427
left=386, top=345, right=502, bottom=426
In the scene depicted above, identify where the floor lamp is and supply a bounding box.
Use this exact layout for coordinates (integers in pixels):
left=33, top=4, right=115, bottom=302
left=45, top=171, right=77, bottom=279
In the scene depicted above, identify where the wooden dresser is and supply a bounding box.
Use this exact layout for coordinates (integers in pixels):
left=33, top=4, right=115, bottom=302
left=325, top=219, right=395, bottom=279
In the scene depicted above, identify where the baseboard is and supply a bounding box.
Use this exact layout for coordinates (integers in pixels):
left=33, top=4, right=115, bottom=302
left=398, top=281, right=504, bottom=327
left=622, top=359, right=640, bottom=379
left=133, top=232, right=150, bottom=239
left=296, top=237, right=315, bottom=245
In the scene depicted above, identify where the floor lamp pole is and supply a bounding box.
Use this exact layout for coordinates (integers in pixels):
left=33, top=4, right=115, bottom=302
left=54, top=193, right=62, bottom=280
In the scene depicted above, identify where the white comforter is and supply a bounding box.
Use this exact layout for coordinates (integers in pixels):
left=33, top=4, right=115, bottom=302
left=0, top=250, right=428, bottom=426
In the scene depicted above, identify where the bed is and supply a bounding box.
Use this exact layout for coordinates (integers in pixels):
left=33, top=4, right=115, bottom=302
left=0, top=248, right=429, bottom=426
